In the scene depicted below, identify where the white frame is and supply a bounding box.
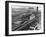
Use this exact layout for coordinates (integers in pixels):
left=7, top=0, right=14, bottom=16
left=9, top=3, right=44, bottom=35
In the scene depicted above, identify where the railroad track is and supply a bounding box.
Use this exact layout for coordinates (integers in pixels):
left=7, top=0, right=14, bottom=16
left=12, top=18, right=36, bottom=31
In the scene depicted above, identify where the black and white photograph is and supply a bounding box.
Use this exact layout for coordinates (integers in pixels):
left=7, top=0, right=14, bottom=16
left=5, top=1, right=45, bottom=36
left=12, top=5, right=41, bottom=31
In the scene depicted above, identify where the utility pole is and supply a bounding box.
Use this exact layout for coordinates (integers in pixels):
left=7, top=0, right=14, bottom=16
left=37, top=6, right=38, bottom=12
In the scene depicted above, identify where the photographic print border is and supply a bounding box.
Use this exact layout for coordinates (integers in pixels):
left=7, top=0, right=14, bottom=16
left=5, top=1, right=45, bottom=36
